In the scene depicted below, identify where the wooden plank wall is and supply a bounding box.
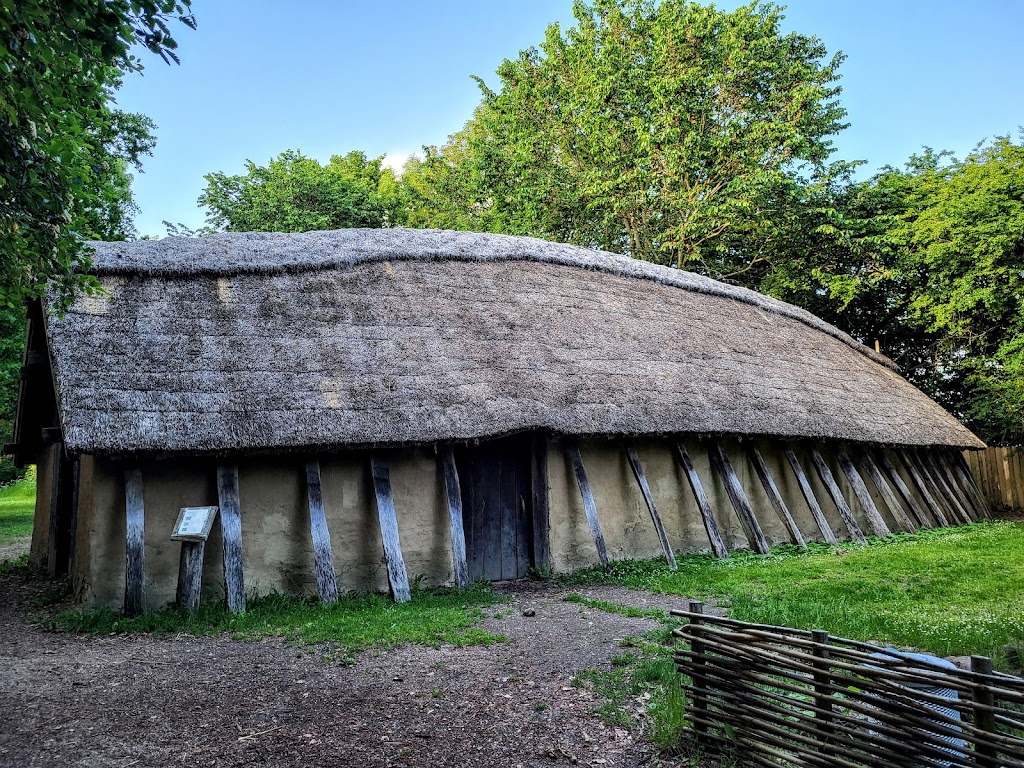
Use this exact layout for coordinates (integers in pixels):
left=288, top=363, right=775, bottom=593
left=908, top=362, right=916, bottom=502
left=964, top=447, right=1024, bottom=510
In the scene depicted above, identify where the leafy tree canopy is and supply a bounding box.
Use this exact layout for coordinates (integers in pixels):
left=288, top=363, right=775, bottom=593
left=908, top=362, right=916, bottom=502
left=198, top=150, right=403, bottom=233
left=403, top=0, right=853, bottom=280
left=0, top=0, right=195, bottom=309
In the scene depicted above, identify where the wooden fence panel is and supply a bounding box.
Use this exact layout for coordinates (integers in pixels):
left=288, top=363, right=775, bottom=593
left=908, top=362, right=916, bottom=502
left=672, top=610, right=1024, bottom=768
left=964, top=447, right=1024, bottom=511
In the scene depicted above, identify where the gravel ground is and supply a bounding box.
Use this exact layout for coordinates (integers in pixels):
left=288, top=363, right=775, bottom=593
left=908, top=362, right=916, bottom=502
left=0, top=570, right=701, bottom=768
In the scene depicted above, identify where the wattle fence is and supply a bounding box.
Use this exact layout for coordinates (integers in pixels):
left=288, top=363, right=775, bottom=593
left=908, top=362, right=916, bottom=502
left=965, top=447, right=1024, bottom=512
left=672, top=603, right=1024, bottom=768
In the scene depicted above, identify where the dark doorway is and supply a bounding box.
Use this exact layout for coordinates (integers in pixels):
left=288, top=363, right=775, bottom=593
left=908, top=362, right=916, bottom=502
left=455, top=435, right=532, bottom=581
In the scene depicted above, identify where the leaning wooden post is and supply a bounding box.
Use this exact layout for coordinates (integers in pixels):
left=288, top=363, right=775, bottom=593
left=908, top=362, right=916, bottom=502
left=811, top=630, right=834, bottom=748
left=810, top=449, right=867, bottom=544
left=565, top=441, right=610, bottom=570
left=939, top=450, right=983, bottom=521
left=951, top=451, right=992, bottom=519
left=971, top=655, right=997, bottom=767
left=708, top=441, right=770, bottom=554
left=123, top=467, right=145, bottom=617
left=216, top=464, right=246, bottom=613
left=688, top=600, right=709, bottom=745
left=673, top=442, right=728, bottom=559
left=749, top=445, right=806, bottom=549
left=897, top=449, right=950, bottom=527
left=439, top=446, right=470, bottom=588
left=877, top=450, right=932, bottom=530
left=784, top=448, right=839, bottom=547
left=924, top=449, right=974, bottom=523
left=305, top=460, right=339, bottom=604
left=858, top=449, right=916, bottom=533
left=836, top=448, right=891, bottom=537
left=624, top=445, right=676, bottom=569
left=370, top=457, right=411, bottom=602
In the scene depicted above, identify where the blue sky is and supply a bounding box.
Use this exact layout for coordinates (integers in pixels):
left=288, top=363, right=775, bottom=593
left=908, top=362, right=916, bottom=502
left=116, top=0, right=1024, bottom=237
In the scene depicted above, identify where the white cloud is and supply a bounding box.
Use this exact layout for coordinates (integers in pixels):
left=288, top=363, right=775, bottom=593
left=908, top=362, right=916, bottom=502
left=381, top=151, right=413, bottom=177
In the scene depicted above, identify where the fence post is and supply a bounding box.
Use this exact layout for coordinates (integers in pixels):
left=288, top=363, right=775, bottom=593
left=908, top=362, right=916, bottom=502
left=689, top=600, right=709, bottom=745
left=971, top=655, right=997, bottom=767
left=811, top=630, right=834, bottom=749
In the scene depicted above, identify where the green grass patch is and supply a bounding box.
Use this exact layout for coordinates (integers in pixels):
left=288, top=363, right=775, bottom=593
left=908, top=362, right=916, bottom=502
left=563, top=592, right=668, bottom=622
left=572, top=626, right=687, bottom=751
left=565, top=522, right=1024, bottom=659
left=43, top=585, right=505, bottom=663
left=0, top=475, right=35, bottom=546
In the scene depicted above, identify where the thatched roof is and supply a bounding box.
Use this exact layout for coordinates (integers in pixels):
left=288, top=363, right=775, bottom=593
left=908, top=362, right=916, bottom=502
left=44, top=229, right=983, bottom=455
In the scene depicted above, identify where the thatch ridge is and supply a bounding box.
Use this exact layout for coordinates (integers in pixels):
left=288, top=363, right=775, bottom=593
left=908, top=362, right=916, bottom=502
left=86, top=229, right=899, bottom=372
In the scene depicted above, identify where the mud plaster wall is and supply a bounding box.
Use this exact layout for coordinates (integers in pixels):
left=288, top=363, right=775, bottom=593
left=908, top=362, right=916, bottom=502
left=79, top=448, right=452, bottom=611
left=546, top=437, right=935, bottom=573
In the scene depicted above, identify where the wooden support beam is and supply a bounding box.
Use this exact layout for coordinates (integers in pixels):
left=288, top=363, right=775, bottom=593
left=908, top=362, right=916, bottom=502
left=624, top=445, right=676, bottom=569
left=875, top=450, right=932, bottom=530
left=370, top=457, right=411, bottom=602
left=305, top=460, right=339, bottom=604
left=123, top=467, right=145, bottom=617
left=565, top=442, right=609, bottom=570
left=216, top=464, right=246, bottom=613
left=809, top=449, right=867, bottom=544
left=176, top=541, right=205, bottom=612
left=749, top=445, right=806, bottom=550
left=918, top=449, right=972, bottom=524
left=530, top=434, right=551, bottom=573
left=47, top=444, right=64, bottom=577
left=897, top=449, right=950, bottom=527
left=857, top=450, right=916, bottom=533
left=937, top=450, right=982, bottom=521
left=835, top=448, right=891, bottom=537
left=708, top=441, right=770, bottom=555
left=950, top=451, right=991, bottom=519
left=783, top=448, right=839, bottom=547
left=672, top=442, right=728, bottom=559
left=439, top=446, right=470, bottom=588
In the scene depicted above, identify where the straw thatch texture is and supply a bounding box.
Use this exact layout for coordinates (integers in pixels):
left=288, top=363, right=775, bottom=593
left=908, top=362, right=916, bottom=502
left=46, top=229, right=982, bottom=455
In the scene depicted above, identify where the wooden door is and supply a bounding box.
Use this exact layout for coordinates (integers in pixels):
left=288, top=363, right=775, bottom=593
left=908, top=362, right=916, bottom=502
left=456, top=435, right=532, bottom=581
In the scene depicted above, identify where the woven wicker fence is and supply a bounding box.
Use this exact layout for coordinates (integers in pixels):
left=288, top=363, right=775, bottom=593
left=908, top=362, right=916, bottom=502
left=672, top=604, right=1024, bottom=768
left=964, top=447, right=1024, bottom=511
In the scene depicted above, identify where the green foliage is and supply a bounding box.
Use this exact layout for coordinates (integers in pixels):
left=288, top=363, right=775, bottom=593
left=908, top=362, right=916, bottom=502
left=199, top=150, right=402, bottom=233
left=0, top=474, right=35, bottom=546
left=44, top=585, right=505, bottom=662
left=566, top=523, right=1024, bottom=659
left=0, top=1, right=195, bottom=308
left=403, top=0, right=852, bottom=278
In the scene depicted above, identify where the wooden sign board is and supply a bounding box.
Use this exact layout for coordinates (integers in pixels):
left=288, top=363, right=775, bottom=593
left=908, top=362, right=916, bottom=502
left=171, top=506, right=219, bottom=542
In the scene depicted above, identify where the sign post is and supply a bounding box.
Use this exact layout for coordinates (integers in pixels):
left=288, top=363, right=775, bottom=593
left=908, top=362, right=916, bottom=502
left=172, top=506, right=218, bottom=611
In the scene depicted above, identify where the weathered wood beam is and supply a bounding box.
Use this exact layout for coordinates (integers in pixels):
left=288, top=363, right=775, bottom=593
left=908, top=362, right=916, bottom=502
left=370, top=457, right=411, bottom=602
left=809, top=449, right=867, bottom=544
left=176, top=541, right=205, bottom=612
left=530, top=434, right=551, bottom=573
left=47, top=445, right=64, bottom=577
left=875, top=450, right=931, bottom=530
left=439, top=446, right=470, bottom=588
left=950, top=450, right=991, bottom=519
left=918, top=449, right=972, bottom=524
left=123, top=467, right=145, bottom=617
left=565, top=442, right=609, bottom=570
left=216, top=464, right=246, bottom=613
left=896, top=449, right=950, bottom=527
left=749, top=445, right=806, bottom=550
left=305, top=460, right=339, bottom=604
left=857, top=449, right=916, bottom=533
left=672, top=442, right=728, bottom=559
left=938, top=450, right=983, bottom=521
left=783, top=448, right=839, bottom=547
left=624, top=445, right=676, bottom=569
left=836, top=448, right=892, bottom=537
left=708, top=441, right=770, bottom=555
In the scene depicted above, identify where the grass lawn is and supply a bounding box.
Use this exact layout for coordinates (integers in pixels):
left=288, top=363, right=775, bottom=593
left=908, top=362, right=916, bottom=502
left=0, top=475, right=35, bottom=546
left=44, top=587, right=505, bottom=664
left=567, top=521, right=1024, bottom=659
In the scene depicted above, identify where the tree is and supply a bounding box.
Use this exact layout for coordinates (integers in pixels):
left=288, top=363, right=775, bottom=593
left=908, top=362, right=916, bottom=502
left=403, top=0, right=853, bottom=278
left=199, top=150, right=402, bottom=233
left=0, top=0, right=196, bottom=309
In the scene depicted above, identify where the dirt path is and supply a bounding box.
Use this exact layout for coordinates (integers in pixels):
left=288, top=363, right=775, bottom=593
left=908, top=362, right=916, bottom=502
left=0, top=574, right=697, bottom=767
